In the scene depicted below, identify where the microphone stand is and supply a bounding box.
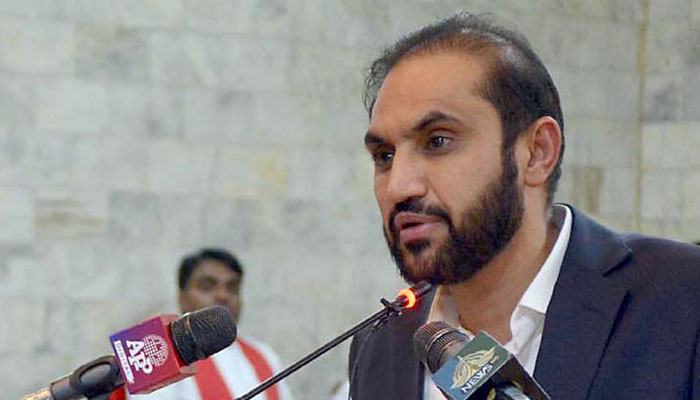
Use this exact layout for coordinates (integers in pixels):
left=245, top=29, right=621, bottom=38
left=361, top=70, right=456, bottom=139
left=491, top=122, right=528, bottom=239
left=234, top=281, right=432, bottom=400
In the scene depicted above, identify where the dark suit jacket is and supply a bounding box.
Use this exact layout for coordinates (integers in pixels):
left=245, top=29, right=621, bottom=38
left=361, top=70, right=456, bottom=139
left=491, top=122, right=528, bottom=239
left=349, top=207, right=700, bottom=399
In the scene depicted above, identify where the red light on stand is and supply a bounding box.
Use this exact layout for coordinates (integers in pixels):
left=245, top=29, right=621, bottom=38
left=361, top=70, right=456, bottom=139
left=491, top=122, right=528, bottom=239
left=397, top=288, right=417, bottom=309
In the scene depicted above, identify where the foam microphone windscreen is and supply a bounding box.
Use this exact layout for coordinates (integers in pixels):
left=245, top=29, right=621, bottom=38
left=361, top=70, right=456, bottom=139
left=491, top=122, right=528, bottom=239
left=170, top=305, right=238, bottom=365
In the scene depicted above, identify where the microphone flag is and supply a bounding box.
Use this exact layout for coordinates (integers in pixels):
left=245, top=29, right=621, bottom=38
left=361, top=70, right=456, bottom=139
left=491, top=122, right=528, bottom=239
left=109, top=315, right=196, bottom=394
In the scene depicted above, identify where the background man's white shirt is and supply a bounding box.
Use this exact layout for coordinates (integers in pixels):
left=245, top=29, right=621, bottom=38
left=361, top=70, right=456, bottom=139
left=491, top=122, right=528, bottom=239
left=130, top=337, right=294, bottom=400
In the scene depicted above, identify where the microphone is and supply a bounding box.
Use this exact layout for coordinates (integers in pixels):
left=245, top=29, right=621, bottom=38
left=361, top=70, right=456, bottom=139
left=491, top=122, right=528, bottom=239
left=110, top=305, right=237, bottom=395
left=20, top=306, right=237, bottom=400
left=413, top=321, right=550, bottom=400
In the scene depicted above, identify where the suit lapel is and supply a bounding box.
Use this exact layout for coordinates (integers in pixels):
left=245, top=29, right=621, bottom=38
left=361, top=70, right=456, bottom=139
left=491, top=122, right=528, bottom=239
left=534, top=207, right=631, bottom=400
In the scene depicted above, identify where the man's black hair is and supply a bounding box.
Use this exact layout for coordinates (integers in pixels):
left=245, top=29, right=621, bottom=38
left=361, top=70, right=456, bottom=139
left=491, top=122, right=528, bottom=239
left=364, top=12, right=565, bottom=203
left=178, top=248, right=244, bottom=290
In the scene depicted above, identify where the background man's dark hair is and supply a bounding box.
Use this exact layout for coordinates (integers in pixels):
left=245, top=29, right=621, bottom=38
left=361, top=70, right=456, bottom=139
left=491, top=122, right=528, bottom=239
left=178, top=248, right=244, bottom=290
left=364, top=12, right=565, bottom=203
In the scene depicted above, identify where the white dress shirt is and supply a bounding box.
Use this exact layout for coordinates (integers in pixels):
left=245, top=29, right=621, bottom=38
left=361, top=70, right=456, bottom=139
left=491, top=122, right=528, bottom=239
left=424, top=205, right=572, bottom=400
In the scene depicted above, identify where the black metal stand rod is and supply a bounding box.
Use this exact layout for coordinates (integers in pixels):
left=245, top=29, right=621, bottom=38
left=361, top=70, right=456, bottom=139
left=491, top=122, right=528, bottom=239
left=234, top=307, right=391, bottom=400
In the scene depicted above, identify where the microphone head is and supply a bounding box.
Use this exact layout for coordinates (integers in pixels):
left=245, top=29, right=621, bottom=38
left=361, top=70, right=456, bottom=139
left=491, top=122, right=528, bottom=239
left=170, top=305, right=237, bottom=365
left=413, top=321, right=469, bottom=373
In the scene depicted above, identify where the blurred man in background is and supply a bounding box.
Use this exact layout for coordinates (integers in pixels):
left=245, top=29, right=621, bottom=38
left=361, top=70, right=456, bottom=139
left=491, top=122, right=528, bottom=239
left=121, top=248, right=293, bottom=400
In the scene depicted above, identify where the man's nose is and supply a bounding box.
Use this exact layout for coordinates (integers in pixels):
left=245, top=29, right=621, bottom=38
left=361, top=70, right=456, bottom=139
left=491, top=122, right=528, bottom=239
left=214, top=286, right=231, bottom=303
left=385, top=149, right=428, bottom=206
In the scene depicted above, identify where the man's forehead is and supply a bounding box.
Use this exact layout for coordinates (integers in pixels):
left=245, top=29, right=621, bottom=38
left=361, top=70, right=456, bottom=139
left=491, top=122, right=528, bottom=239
left=367, top=52, right=489, bottom=135
left=191, top=260, right=241, bottom=281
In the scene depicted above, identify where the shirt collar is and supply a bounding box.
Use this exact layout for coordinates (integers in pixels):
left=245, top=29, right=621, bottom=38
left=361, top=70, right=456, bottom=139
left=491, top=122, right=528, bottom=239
left=518, top=204, right=572, bottom=315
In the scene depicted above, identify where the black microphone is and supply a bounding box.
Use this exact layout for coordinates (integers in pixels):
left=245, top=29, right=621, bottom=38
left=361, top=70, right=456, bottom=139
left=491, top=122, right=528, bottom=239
left=20, top=306, right=237, bottom=400
left=413, top=321, right=550, bottom=400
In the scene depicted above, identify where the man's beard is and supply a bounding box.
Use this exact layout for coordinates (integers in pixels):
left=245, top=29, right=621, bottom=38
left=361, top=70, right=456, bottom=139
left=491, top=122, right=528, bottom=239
left=384, top=147, right=524, bottom=285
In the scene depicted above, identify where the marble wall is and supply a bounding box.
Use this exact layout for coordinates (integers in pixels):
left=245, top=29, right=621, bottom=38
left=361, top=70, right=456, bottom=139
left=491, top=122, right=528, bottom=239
left=1, top=1, right=698, bottom=398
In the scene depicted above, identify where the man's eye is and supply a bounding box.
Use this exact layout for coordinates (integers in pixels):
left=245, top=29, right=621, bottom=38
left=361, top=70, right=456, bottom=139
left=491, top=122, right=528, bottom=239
left=196, top=279, right=216, bottom=291
left=427, top=136, right=451, bottom=149
left=372, top=151, right=394, bottom=168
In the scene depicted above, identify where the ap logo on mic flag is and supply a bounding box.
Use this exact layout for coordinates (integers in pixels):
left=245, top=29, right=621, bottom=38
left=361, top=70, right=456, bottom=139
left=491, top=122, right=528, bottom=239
left=110, top=315, right=186, bottom=394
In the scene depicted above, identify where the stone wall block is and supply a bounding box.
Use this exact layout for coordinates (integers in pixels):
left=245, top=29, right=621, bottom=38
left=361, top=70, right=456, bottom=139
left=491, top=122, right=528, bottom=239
left=109, top=192, right=207, bottom=248
left=0, top=124, right=33, bottom=185
left=251, top=93, right=323, bottom=147
left=107, top=192, right=164, bottom=246
left=647, top=21, right=692, bottom=72
left=597, top=167, right=638, bottom=218
left=185, top=0, right=292, bottom=36
left=332, top=201, right=387, bottom=256
left=641, top=171, right=683, bottom=219
left=644, top=73, right=684, bottom=122
left=693, top=0, right=700, bottom=21
left=75, top=25, right=149, bottom=81
left=33, top=137, right=149, bottom=191
left=316, top=93, right=368, bottom=151
left=221, top=39, right=291, bottom=91
left=252, top=199, right=340, bottom=253
left=0, top=0, right=62, bottom=18
left=35, top=190, right=108, bottom=241
left=106, top=85, right=183, bottom=139
left=588, top=121, right=639, bottom=168
left=682, top=71, right=700, bottom=120
left=157, top=197, right=208, bottom=248
left=683, top=169, right=700, bottom=218
left=60, top=0, right=185, bottom=28
left=351, top=152, right=376, bottom=201
left=609, top=0, right=645, bottom=22
left=686, top=122, right=700, bottom=168
left=0, top=299, right=47, bottom=355
left=24, top=245, right=71, bottom=298
left=0, top=75, right=36, bottom=125
left=0, top=246, right=32, bottom=295
left=649, top=0, right=692, bottom=21
left=65, top=244, right=127, bottom=300
left=0, top=351, right=72, bottom=398
left=557, top=165, right=604, bottom=213
left=287, top=44, right=364, bottom=99
left=680, top=218, right=700, bottom=241
left=0, top=17, right=73, bottom=75
left=0, top=187, right=34, bottom=244
left=555, top=70, right=611, bottom=119
left=642, top=122, right=689, bottom=170
left=95, top=138, right=150, bottom=191
left=604, top=72, right=642, bottom=121
left=183, top=89, right=256, bottom=143
left=292, top=0, right=391, bottom=47
left=150, top=32, right=224, bottom=87
left=148, top=140, right=215, bottom=194
left=36, top=80, right=109, bottom=134
left=202, top=197, right=258, bottom=249
left=560, top=118, right=591, bottom=165
left=210, top=146, right=287, bottom=198
left=287, top=150, right=359, bottom=201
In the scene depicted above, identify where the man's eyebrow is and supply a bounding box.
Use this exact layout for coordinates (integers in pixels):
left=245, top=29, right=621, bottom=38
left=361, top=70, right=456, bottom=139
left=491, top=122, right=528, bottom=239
left=413, top=110, right=461, bottom=132
left=364, top=111, right=461, bottom=147
left=364, top=131, right=385, bottom=148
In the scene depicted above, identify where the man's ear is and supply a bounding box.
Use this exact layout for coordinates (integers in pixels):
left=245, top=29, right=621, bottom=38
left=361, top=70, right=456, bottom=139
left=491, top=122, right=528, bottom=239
left=521, top=116, right=562, bottom=188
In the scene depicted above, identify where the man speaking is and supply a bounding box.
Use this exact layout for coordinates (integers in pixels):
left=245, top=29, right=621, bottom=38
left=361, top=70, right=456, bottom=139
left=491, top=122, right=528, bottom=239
left=350, top=12, right=700, bottom=400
